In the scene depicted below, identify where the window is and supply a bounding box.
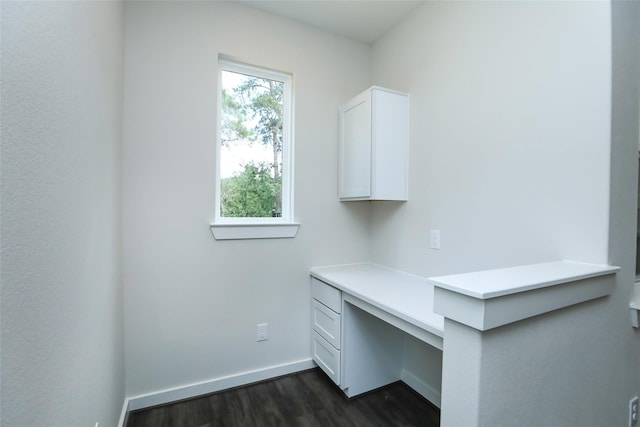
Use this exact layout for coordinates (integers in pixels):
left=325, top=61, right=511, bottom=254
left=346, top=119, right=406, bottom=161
left=211, top=59, right=298, bottom=240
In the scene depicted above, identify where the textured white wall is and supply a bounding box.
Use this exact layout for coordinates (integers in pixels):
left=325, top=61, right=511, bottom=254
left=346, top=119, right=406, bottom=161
left=1, top=2, right=125, bottom=426
left=371, top=1, right=640, bottom=424
left=609, top=0, right=640, bottom=421
left=371, top=1, right=611, bottom=276
left=122, top=1, right=371, bottom=396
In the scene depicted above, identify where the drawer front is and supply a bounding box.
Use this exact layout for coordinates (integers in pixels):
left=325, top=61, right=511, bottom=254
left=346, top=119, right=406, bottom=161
left=311, top=277, right=341, bottom=313
left=312, top=299, right=341, bottom=349
left=312, top=330, right=340, bottom=385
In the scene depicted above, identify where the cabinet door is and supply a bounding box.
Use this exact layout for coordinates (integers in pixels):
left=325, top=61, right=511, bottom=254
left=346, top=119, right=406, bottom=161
left=311, top=277, right=341, bottom=313
left=339, top=91, right=371, bottom=199
left=312, top=331, right=341, bottom=385
left=312, top=299, right=341, bottom=349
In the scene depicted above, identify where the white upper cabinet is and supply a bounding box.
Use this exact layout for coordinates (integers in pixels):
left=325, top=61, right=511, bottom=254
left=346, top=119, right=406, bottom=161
left=339, top=86, right=409, bottom=201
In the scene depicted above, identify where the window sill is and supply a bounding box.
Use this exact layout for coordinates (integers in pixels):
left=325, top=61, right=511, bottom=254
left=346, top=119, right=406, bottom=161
left=210, top=222, right=300, bottom=240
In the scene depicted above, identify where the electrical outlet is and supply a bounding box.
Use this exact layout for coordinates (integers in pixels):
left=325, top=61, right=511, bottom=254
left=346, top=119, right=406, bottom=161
left=257, top=323, right=268, bottom=342
left=430, top=229, right=441, bottom=250
left=630, top=396, right=638, bottom=427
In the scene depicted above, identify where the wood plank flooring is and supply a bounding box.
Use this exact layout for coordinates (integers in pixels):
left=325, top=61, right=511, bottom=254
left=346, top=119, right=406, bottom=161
left=126, top=368, right=440, bottom=427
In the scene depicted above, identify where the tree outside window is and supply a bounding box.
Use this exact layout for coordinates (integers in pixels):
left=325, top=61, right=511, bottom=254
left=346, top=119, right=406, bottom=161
left=217, top=60, right=292, bottom=221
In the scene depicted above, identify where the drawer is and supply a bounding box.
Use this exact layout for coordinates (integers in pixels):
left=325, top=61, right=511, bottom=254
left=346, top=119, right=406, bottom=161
left=312, top=330, right=340, bottom=385
left=312, top=299, right=341, bottom=349
left=311, top=277, right=341, bottom=313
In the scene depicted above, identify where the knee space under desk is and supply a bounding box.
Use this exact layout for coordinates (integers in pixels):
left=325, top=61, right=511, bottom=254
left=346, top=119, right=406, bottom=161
left=341, top=301, right=405, bottom=397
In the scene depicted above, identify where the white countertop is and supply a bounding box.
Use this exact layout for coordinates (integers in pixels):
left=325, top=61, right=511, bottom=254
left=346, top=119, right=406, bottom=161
left=310, top=263, right=444, bottom=337
left=428, top=260, right=620, bottom=299
left=429, top=260, right=619, bottom=331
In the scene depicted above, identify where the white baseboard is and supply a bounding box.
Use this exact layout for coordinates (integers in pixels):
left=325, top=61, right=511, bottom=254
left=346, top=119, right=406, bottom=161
left=401, top=369, right=441, bottom=408
left=118, top=397, right=130, bottom=427
left=125, top=358, right=316, bottom=413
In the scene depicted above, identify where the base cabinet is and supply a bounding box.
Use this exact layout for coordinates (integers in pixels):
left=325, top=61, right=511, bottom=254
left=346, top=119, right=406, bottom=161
left=309, top=264, right=443, bottom=406
left=310, top=278, right=342, bottom=385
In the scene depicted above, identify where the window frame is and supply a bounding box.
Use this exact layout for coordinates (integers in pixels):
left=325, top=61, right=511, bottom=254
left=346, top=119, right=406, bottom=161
left=211, top=58, right=298, bottom=240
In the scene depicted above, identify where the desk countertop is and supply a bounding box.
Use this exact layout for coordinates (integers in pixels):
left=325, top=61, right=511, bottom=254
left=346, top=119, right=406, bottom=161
left=310, top=263, right=444, bottom=338
left=428, top=260, right=620, bottom=299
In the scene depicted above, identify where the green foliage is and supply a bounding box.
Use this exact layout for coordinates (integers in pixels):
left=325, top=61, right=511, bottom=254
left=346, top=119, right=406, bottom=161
left=220, top=89, right=254, bottom=145
left=233, top=77, right=284, bottom=152
left=220, top=70, right=286, bottom=217
left=220, top=162, right=281, bottom=218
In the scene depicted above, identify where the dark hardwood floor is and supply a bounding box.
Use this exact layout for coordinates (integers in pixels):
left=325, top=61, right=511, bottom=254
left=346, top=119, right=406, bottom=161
left=126, top=368, right=440, bottom=427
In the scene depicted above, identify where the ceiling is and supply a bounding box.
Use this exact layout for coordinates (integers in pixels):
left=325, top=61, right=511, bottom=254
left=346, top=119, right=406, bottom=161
left=231, top=0, right=425, bottom=44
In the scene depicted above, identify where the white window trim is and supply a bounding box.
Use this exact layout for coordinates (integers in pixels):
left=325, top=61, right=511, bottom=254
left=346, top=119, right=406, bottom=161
left=210, top=222, right=300, bottom=240
left=211, top=58, right=298, bottom=240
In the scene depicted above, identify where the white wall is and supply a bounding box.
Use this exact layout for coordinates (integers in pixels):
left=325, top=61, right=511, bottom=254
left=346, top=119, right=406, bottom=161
left=609, top=0, right=640, bottom=419
left=1, top=2, right=125, bottom=426
left=371, top=1, right=611, bottom=276
left=371, top=0, right=640, bottom=424
left=122, top=1, right=372, bottom=396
